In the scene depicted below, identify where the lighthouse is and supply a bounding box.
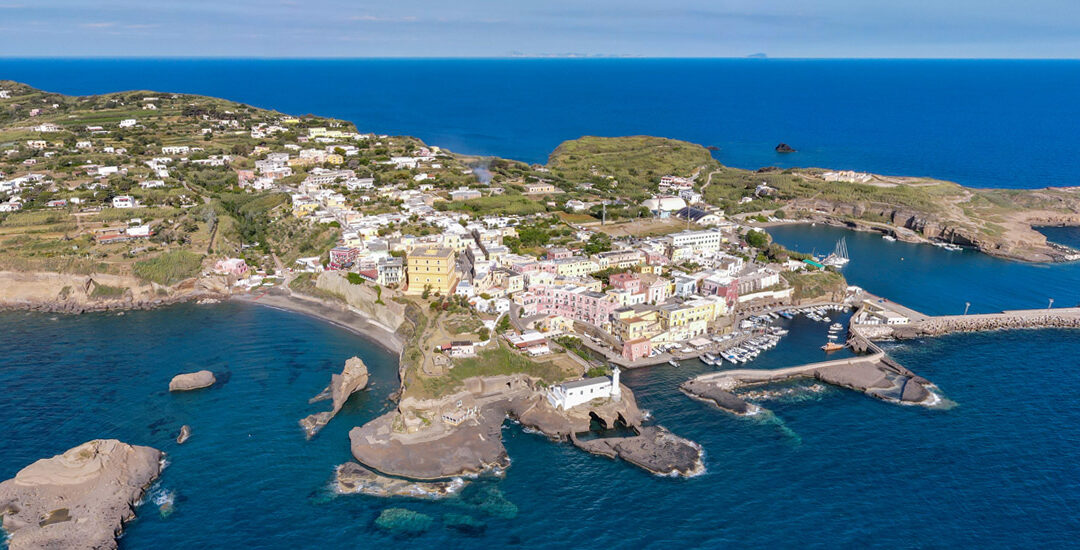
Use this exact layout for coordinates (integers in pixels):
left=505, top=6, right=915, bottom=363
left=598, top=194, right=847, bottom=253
left=611, top=366, right=622, bottom=401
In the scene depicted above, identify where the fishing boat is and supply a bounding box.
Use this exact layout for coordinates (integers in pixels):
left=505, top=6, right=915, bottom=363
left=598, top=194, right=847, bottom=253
left=668, top=359, right=680, bottom=367
left=821, top=341, right=845, bottom=352
left=821, top=237, right=850, bottom=268
left=829, top=322, right=843, bottom=332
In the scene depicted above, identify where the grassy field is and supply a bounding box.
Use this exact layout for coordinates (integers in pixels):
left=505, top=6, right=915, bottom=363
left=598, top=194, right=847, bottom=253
left=547, top=136, right=716, bottom=197
left=133, top=249, right=204, bottom=285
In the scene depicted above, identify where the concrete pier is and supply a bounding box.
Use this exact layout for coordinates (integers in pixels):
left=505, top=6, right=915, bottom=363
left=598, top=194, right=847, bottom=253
left=857, top=305, right=1080, bottom=340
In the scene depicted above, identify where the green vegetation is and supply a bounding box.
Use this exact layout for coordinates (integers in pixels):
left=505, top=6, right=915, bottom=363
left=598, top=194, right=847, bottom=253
left=133, top=250, right=203, bottom=285
left=448, top=345, right=565, bottom=385
left=781, top=270, right=847, bottom=302
left=89, top=283, right=125, bottom=299
left=555, top=335, right=592, bottom=362
left=440, top=195, right=548, bottom=216
left=547, top=136, right=715, bottom=198
left=346, top=272, right=364, bottom=285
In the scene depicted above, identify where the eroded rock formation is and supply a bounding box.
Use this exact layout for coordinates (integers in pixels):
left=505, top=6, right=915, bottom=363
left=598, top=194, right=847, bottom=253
left=300, top=356, right=369, bottom=438
left=0, top=439, right=162, bottom=550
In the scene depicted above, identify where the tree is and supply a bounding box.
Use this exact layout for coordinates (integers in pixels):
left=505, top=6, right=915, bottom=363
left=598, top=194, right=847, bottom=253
left=496, top=315, right=511, bottom=333
left=584, top=232, right=612, bottom=255
left=745, top=229, right=769, bottom=248
left=421, top=284, right=431, bottom=299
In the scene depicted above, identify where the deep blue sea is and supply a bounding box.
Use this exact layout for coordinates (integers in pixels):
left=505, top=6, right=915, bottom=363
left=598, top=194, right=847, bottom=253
left=3, top=60, right=1080, bottom=548
left=2, top=59, right=1080, bottom=188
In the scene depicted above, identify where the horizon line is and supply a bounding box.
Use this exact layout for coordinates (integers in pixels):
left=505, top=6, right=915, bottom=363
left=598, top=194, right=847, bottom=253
left=1, top=55, right=1079, bottom=61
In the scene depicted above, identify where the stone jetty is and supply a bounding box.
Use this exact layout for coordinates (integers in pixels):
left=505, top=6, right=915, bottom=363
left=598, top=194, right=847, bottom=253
left=858, top=307, right=1080, bottom=340
left=682, top=348, right=935, bottom=412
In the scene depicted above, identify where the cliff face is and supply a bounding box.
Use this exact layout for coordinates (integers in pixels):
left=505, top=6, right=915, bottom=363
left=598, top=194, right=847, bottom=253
left=315, top=271, right=407, bottom=330
left=0, top=271, right=229, bottom=313
left=790, top=198, right=1080, bottom=262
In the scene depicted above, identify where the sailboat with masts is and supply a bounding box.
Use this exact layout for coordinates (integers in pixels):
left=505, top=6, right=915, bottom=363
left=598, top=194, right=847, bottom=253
left=821, top=237, right=850, bottom=268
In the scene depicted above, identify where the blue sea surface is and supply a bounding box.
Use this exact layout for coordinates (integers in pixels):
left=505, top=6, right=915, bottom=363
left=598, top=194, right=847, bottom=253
left=767, top=224, right=1080, bottom=315
left=3, top=60, right=1080, bottom=547
left=3, top=296, right=1080, bottom=548
left=2, top=59, right=1080, bottom=189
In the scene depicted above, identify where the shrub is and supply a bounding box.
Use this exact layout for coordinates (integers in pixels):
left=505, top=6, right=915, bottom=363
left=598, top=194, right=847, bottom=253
left=133, top=250, right=203, bottom=285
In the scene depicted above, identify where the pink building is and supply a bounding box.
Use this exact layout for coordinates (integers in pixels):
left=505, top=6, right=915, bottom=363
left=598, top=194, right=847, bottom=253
left=527, top=285, right=618, bottom=327
left=701, top=275, right=739, bottom=306
left=329, top=247, right=359, bottom=270
left=609, top=272, right=642, bottom=294
left=214, top=258, right=249, bottom=277
left=622, top=338, right=652, bottom=362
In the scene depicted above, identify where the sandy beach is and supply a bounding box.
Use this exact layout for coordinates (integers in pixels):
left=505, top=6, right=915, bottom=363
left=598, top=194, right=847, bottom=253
left=232, top=288, right=404, bottom=355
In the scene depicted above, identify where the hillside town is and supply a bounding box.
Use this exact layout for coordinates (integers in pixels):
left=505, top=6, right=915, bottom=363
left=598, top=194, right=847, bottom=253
left=0, top=82, right=848, bottom=398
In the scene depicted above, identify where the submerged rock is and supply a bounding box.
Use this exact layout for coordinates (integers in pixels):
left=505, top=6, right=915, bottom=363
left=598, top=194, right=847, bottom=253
left=374, top=508, right=433, bottom=536
left=443, top=513, right=486, bottom=535
left=335, top=462, right=465, bottom=498
left=176, top=425, right=192, bottom=445
left=0, top=439, right=162, bottom=550
left=168, top=370, right=216, bottom=392
left=300, top=356, right=369, bottom=438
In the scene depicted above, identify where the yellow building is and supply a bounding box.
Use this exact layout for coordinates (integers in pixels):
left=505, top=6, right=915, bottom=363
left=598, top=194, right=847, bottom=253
left=406, top=246, right=457, bottom=296
left=292, top=201, right=319, bottom=218
left=613, top=309, right=662, bottom=343
left=326, top=153, right=344, bottom=165
left=554, top=257, right=600, bottom=277
left=658, top=297, right=726, bottom=329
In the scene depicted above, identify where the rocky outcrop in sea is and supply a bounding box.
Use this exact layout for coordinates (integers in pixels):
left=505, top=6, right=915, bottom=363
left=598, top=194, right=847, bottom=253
left=300, top=356, right=370, bottom=438
left=0, top=439, right=162, bottom=550
left=169, top=370, right=216, bottom=392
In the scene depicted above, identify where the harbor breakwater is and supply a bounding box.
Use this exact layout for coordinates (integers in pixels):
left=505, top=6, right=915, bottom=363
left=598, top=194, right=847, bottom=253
left=860, top=308, right=1080, bottom=340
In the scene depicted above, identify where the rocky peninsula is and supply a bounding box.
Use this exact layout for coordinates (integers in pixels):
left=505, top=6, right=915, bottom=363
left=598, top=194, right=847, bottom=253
left=0, top=271, right=230, bottom=315
left=349, top=374, right=703, bottom=480
left=0, top=439, right=162, bottom=550
left=300, top=356, right=370, bottom=438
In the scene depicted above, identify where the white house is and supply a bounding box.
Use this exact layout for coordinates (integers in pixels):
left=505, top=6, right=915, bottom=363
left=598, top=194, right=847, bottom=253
left=112, top=195, right=135, bottom=209
left=547, top=367, right=621, bottom=410
left=118, top=119, right=137, bottom=128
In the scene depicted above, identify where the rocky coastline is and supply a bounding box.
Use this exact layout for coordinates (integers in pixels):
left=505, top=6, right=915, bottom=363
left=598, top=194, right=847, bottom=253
left=768, top=205, right=1080, bottom=263
left=0, top=271, right=229, bottom=315
left=348, top=374, right=703, bottom=480
left=681, top=354, right=936, bottom=414
left=0, top=439, right=162, bottom=550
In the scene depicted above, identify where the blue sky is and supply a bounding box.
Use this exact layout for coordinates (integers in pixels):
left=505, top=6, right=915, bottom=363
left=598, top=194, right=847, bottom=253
left=1, top=0, right=1078, bottom=58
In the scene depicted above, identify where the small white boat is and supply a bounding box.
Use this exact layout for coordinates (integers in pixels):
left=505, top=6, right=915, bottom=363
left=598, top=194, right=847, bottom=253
left=829, top=323, right=843, bottom=332
left=882, top=235, right=897, bottom=242
left=668, top=359, right=680, bottom=367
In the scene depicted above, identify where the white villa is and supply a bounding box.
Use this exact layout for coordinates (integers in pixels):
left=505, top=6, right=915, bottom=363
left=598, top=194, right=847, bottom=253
left=547, top=367, right=621, bottom=410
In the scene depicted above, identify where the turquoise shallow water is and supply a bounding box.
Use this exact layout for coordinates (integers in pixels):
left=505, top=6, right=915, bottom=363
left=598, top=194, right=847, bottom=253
left=3, top=284, right=1080, bottom=547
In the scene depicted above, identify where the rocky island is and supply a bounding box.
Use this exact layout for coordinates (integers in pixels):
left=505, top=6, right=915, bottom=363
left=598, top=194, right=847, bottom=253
left=169, top=369, right=216, bottom=391
left=0, top=439, right=162, bottom=550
